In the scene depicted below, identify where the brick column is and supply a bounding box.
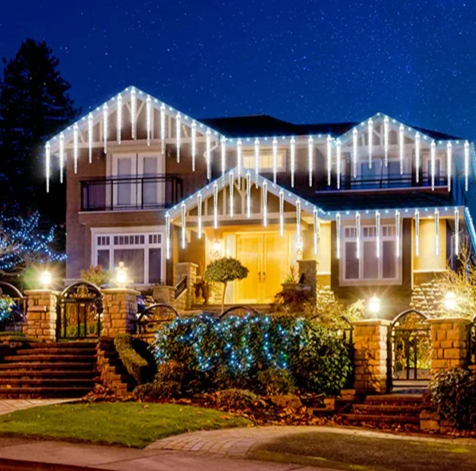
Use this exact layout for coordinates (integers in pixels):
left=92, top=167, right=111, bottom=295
left=429, top=317, right=471, bottom=375
left=23, top=289, right=59, bottom=342
left=352, top=319, right=391, bottom=393
left=297, top=260, right=317, bottom=298
left=174, top=262, right=198, bottom=310
left=101, top=288, right=140, bottom=337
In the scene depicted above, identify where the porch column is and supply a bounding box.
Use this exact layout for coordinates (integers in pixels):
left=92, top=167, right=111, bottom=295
left=174, top=262, right=198, bottom=310
left=352, top=319, right=391, bottom=393
left=101, top=288, right=140, bottom=337
left=23, top=289, right=59, bottom=342
left=297, top=260, right=317, bottom=298
left=429, top=317, right=471, bottom=376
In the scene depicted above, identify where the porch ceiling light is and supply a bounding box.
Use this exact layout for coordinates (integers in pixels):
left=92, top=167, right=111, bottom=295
left=40, top=270, right=52, bottom=289
left=444, top=291, right=457, bottom=311
left=368, top=295, right=381, bottom=316
left=115, top=262, right=129, bottom=288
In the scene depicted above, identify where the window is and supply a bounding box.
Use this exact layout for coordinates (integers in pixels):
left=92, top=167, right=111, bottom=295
left=243, top=150, right=286, bottom=172
left=342, top=224, right=400, bottom=284
left=93, top=230, right=165, bottom=285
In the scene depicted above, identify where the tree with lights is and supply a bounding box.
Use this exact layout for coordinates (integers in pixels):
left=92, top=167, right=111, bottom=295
left=203, top=257, right=249, bottom=313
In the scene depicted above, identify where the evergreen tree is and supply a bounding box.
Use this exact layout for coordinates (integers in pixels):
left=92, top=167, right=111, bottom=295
left=0, top=39, right=80, bottom=222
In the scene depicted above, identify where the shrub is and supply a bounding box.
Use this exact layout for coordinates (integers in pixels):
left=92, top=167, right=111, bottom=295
left=80, top=265, right=109, bottom=287
left=429, top=367, right=476, bottom=430
left=114, top=334, right=149, bottom=383
left=256, top=368, right=295, bottom=396
left=214, top=388, right=259, bottom=410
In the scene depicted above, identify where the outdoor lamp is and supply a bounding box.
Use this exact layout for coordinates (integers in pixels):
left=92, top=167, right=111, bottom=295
left=115, top=262, right=128, bottom=288
left=368, top=295, right=381, bottom=316
left=40, top=270, right=52, bottom=289
left=211, top=240, right=222, bottom=258
left=444, top=291, right=457, bottom=311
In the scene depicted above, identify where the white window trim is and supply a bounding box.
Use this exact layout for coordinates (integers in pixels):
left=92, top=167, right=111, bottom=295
left=340, top=223, right=402, bottom=286
left=242, top=149, right=287, bottom=172
left=91, top=226, right=166, bottom=286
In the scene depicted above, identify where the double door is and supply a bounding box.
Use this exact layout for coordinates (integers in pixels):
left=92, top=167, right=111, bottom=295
left=235, top=232, right=290, bottom=304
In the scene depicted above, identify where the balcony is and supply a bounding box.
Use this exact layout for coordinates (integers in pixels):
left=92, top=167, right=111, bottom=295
left=81, top=175, right=183, bottom=211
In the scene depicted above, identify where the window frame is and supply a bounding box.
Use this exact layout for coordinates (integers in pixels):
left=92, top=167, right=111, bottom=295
left=242, top=149, right=287, bottom=172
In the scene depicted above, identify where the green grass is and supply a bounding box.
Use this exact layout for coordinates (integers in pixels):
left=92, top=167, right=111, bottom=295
left=0, top=402, right=252, bottom=448
left=249, top=431, right=476, bottom=471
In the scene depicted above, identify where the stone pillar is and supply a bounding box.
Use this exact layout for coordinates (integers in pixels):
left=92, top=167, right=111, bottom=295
left=24, top=289, right=59, bottom=342
left=297, top=260, right=317, bottom=298
left=352, top=319, right=391, bottom=393
left=152, top=285, right=176, bottom=304
left=101, top=288, right=140, bottom=337
left=429, top=317, right=471, bottom=375
left=174, top=262, right=198, bottom=310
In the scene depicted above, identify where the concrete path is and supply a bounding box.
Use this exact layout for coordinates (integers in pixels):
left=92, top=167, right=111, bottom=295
left=0, top=399, right=75, bottom=416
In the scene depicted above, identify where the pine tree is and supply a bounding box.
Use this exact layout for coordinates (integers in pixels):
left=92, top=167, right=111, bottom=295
left=0, top=39, right=80, bottom=222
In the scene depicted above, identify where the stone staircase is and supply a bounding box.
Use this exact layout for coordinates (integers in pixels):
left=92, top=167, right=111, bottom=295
left=0, top=342, right=98, bottom=398
left=337, top=394, right=423, bottom=431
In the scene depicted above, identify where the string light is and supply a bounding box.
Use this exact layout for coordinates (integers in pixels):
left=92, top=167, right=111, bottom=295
left=431, top=140, right=436, bottom=191
left=313, top=207, right=319, bottom=255
left=376, top=211, right=381, bottom=258
left=336, top=212, right=341, bottom=259
left=146, top=95, right=152, bottom=146
left=415, top=132, right=421, bottom=183
left=117, top=93, right=122, bottom=144
left=290, top=137, right=296, bottom=188
left=88, top=113, right=93, bottom=163
left=398, top=124, right=405, bottom=175
left=465, top=140, right=469, bottom=191
left=102, top=104, right=108, bottom=154
left=221, top=136, right=227, bottom=178
left=160, top=103, right=166, bottom=154
left=396, top=210, right=401, bottom=258
left=59, top=133, right=64, bottom=184
left=237, top=139, right=242, bottom=187
left=308, top=136, right=313, bottom=187
left=336, top=139, right=341, bottom=189
left=279, top=189, right=284, bottom=236
left=415, top=209, right=420, bottom=257
left=176, top=113, right=181, bottom=163
left=435, top=208, right=440, bottom=256
left=165, top=213, right=171, bottom=259
left=191, top=120, right=197, bottom=171
left=352, top=128, right=358, bottom=178
left=229, top=171, right=234, bottom=217
left=73, top=123, right=79, bottom=172
left=263, top=181, right=268, bottom=227
left=454, top=208, right=459, bottom=256
left=181, top=203, right=186, bottom=249
left=356, top=211, right=361, bottom=259
left=246, top=172, right=251, bottom=218
left=197, top=192, right=202, bottom=239
left=296, top=199, right=301, bottom=249
left=131, top=87, right=137, bottom=139
left=327, top=135, right=332, bottom=186
left=45, top=143, right=50, bottom=193
left=213, top=182, right=218, bottom=229
left=368, top=118, right=373, bottom=168
left=206, top=129, right=212, bottom=180
left=273, top=137, right=278, bottom=185
left=384, top=115, right=389, bottom=167
left=447, top=142, right=452, bottom=192
left=254, top=138, right=260, bottom=187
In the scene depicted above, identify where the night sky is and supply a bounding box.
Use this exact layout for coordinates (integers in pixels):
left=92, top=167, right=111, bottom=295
left=1, top=0, right=476, bottom=139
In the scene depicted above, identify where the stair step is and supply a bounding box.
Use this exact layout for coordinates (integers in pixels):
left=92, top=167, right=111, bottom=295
left=16, top=348, right=96, bottom=356
left=0, top=378, right=95, bottom=386
left=3, top=354, right=96, bottom=362
left=27, top=342, right=97, bottom=348
left=0, top=362, right=96, bottom=370
left=0, top=387, right=92, bottom=398
left=0, top=371, right=96, bottom=379
left=339, top=413, right=420, bottom=424
left=364, top=394, right=423, bottom=404
left=354, top=404, right=422, bottom=414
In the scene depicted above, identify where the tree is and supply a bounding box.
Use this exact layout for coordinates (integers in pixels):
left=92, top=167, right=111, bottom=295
left=203, top=257, right=249, bottom=313
left=0, top=212, right=65, bottom=277
left=0, top=39, right=80, bottom=222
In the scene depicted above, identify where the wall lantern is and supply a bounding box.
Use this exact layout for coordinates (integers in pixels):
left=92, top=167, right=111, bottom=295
left=115, top=262, right=129, bottom=288
left=444, top=291, right=457, bottom=311
left=210, top=240, right=223, bottom=258
left=368, top=295, right=381, bottom=316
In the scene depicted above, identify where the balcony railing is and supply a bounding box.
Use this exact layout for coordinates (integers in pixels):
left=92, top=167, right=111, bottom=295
left=81, top=175, right=183, bottom=211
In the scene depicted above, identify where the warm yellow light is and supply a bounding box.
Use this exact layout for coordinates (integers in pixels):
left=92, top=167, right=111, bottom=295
left=115, top=262, right=128, bottom=288
left=368, top=296, right=381, bottom=316
left=40, top=270, right=52, bottom=289
left=444, top=291, right=457, bottom=311
left=211, top=240, right=222, bottom=258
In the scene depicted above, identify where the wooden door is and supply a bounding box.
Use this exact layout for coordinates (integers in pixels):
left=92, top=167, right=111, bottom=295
left=262, top=233, right=290, bottom=303
left=235, top=234, right=261, bottom=303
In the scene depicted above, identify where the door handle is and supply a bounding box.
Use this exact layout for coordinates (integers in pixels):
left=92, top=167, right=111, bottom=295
left=262, top=272, right=266, bottom=282
left=258, top=272, right=261, bottom=282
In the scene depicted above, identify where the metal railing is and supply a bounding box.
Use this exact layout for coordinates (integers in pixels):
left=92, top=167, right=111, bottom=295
left=81, top=175, right=183, bottom=211
left=175, top=276, right=188, bottom=299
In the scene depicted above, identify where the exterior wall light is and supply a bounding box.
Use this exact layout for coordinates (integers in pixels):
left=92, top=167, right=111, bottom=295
left=444, top=291, right=457, bottom=311
left=115, top=262, right=129, bottom=288
left=210, top=240, right=222, bottom=258
left=40, top=270, right=52, bottom=289
left=368, top=295, right=381, bottom=316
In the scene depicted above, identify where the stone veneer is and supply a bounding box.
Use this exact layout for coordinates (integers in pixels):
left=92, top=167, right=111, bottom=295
left=174, top=262, right=198, bottom=310
left=101, top=288, right=140, bottom=337
left=23, top=289, right=58, bottom=342
left=297, top=260, right=317, bottom=298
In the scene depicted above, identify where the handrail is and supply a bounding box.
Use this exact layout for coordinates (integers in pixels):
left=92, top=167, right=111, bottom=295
left=175, top=276, right=187, bottom=299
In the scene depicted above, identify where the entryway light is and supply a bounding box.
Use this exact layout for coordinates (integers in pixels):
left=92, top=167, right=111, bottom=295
left=40, top=270, right=52, bottom=289
left=115, top=262, right=129, bottom=288
left=368, top=295, right=381, bottom=316
left=444, top=291, right=457, bottom=311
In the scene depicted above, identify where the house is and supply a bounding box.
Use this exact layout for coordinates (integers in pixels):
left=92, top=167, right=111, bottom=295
left=44, top=86, right=476, bottom=318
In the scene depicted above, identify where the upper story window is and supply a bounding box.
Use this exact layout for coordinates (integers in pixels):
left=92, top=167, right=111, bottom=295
left=341, top=224, right=400, bottom=285
left=243, top=150, right=286, bottom=172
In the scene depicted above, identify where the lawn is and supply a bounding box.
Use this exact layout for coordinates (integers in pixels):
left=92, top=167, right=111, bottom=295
left=0, top=402, right=252, bottom=448
left=249, top=431, right=476, bottom=471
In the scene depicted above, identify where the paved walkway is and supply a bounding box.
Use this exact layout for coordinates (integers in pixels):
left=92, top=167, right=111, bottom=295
left=0, top=399, right=75, bottom=416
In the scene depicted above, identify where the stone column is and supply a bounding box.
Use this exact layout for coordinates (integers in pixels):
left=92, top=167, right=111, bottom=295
left=23, top=289, right=59, bottom=342
left=174, top=262, right=198, bottom=310
left=101, top=288, right=140, bottom=337
left=297, top=260, right=317, bottom=298
left=429, top=317, right=471, bottom=375
left=352, top=319, right=391, bottom=393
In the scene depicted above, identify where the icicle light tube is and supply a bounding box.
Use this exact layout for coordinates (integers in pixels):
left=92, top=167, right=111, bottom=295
left=102, top=104, right=108, bottom=154
left=296, top=199, right=301, bottom=248
left=206, top=129, right=211, bottom=180
left=336, top=139, right=341, bottom=189
left=368, top=118, right=373, bottom=168
left=415, top=210, right=420, bottom=257
left=246, top=172, right=251, bottom=218
left=313, top=207, right=319, bottom=255
left=454, top=208, right=460, bottom=256
left=375, top=211, right=381, bottom=258
left=465, top=140, right=470, bottom=191
left=263, top=181, right=268, bottom=227
left=229, top=171, right=234, bottom=217
left=396, top=210, right=401, bottom=258
left=352, top=128, right=358, bottom=178
left=45, top=143, right=50, bottom=193
left=73, top=123, right=79, bottom=172
left=255, top=138, right=260, bottom=187
left=146, top=95, right=152, bottom=146
left=59, top=133, right=64, bottom=184
left=191, top=121, right=197, bottom=171
left=197, top=192, right=202, bottom=239
left=327, top=135, right=332, bottom=186
left=160, top=104, right=166, bottom=154
left=399, top=124, right=404, bottom=175
left=431, top=140, right=436, bottom=191
left=88, top=113, right=93, bottom=163
left=356, top=212, right=361, bottom=259
left=131, top=87, right=137, bottom=139
left=165, top=214, right=171, bottom=259
left=237, top=139, right=242, bottom=187
left=176, top=113, right=181, bottom=163
left=447, top=142, right=452, bottom=192
left=384, top=115, right=389, bottom=167
left=221, top=136, right=227, bottom=178
left=181, top=203, right=186, bottom=249
left=308, top=136, right=313, bottom=187
left=273, top=138, right=278, bottom=185
left=213, top=182, right=218, bottom=229
left=117, top=93, right=122, bottom=144
left=336, top=212, right=341, bottom=259
left=279, top=189, right=284, bottom=236
left=290, top=137, right=296, bottom=188
left=415, top=132, right=421, bottom=183
left=435, top=209, right=440, bottom=256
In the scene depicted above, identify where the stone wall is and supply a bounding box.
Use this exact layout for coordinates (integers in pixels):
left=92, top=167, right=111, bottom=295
left=101, top=289, right=140, bottom=337
left=23, top=290, right=58, bottom=342
left=174, top=262, right=198, bottom=310
left=297, top=260, right=317, bottom=298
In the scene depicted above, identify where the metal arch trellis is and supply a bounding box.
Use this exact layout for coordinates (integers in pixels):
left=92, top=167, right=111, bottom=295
left=56, top=282, right=103, bottom=340
left=387, top=309, right=431, bottom=392
left=219, top=305, right=260, bottom=319
left=136, top=303, right=180, bottom=334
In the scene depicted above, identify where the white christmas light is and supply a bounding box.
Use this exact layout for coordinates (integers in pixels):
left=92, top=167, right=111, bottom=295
left=435, top=208, right=440, bottom=256
left=59, top=133, right=64, bottom=184
left=73, top=123, right=79, bottom=172
left=327, top=135, right=332, bottom=186
left=45, top=142, right=50, bottom=193
left=146, top=95, right=152, bottom=146
left=376, top=211, right=381, bottom=258
left=117, top=93, right=122, bottom=144
left=165, top=213, right=171, bottom=259
left=415, top=132, right=421, bottom=183
left=356, top=212, right=361, bottom=259
left=396, top=210, right=401, bottom=258
left=237, top=139, right=242, bottom=187
left=213, top=182, right=218, bottom=229
left=296, top=199, right=301, bottom=248
left=431, top=140, right=436, bottom=191
left=415, top=209, right=420, bottom=257
left=181, top=203, right=186, bottom=249
left=221, top=136, right=227, bottom=178
left=206, top=129, right=212, bottom=180
left=447, top=142, right=452, bottom=192
left=176, top=113, right=181, bottom=163
left=263, top=181, right=268, bottom=227
left=290, top=137, right=296, bottom=188
left=229, top=171, right=234, bottom=217
left=398, top=124, right=404, bottom=175
left=255, top=138, right=260, bottom=187
left=197, top=192, right=202, bottom=239
left=352, top=128, right=358, bottom=178
left=131, top=87, right=137, bottom=139
left=454, top=208, right=460, bottom=256
left=246, top=172, right=251, bottom=218
left=279, top=189, right=284, bottom=236
left=368, top=118, right=373, bottom=168
left=313, top=207, right=319, bottom=255
left=102, top=104, right=108, bottom=154
left=465, top=140, right=470, bottom=191
left=384, top=115, right=389, bottom=167
left=191, top=120, right=197, bottom=171
left=88, top=113, right=93, bottom=163
left=336, top=139, right=341, bottom=189
left=273, top=137, right=278, bottom=184
left=308, top=136, right=313, bottom=187
left=160, top=103, right=166, bottom=154
left=336, top=212, right=341, bottom=259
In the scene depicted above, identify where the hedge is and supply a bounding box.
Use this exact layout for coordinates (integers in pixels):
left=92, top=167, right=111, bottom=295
left=114, top=334, right=149, bottom=384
